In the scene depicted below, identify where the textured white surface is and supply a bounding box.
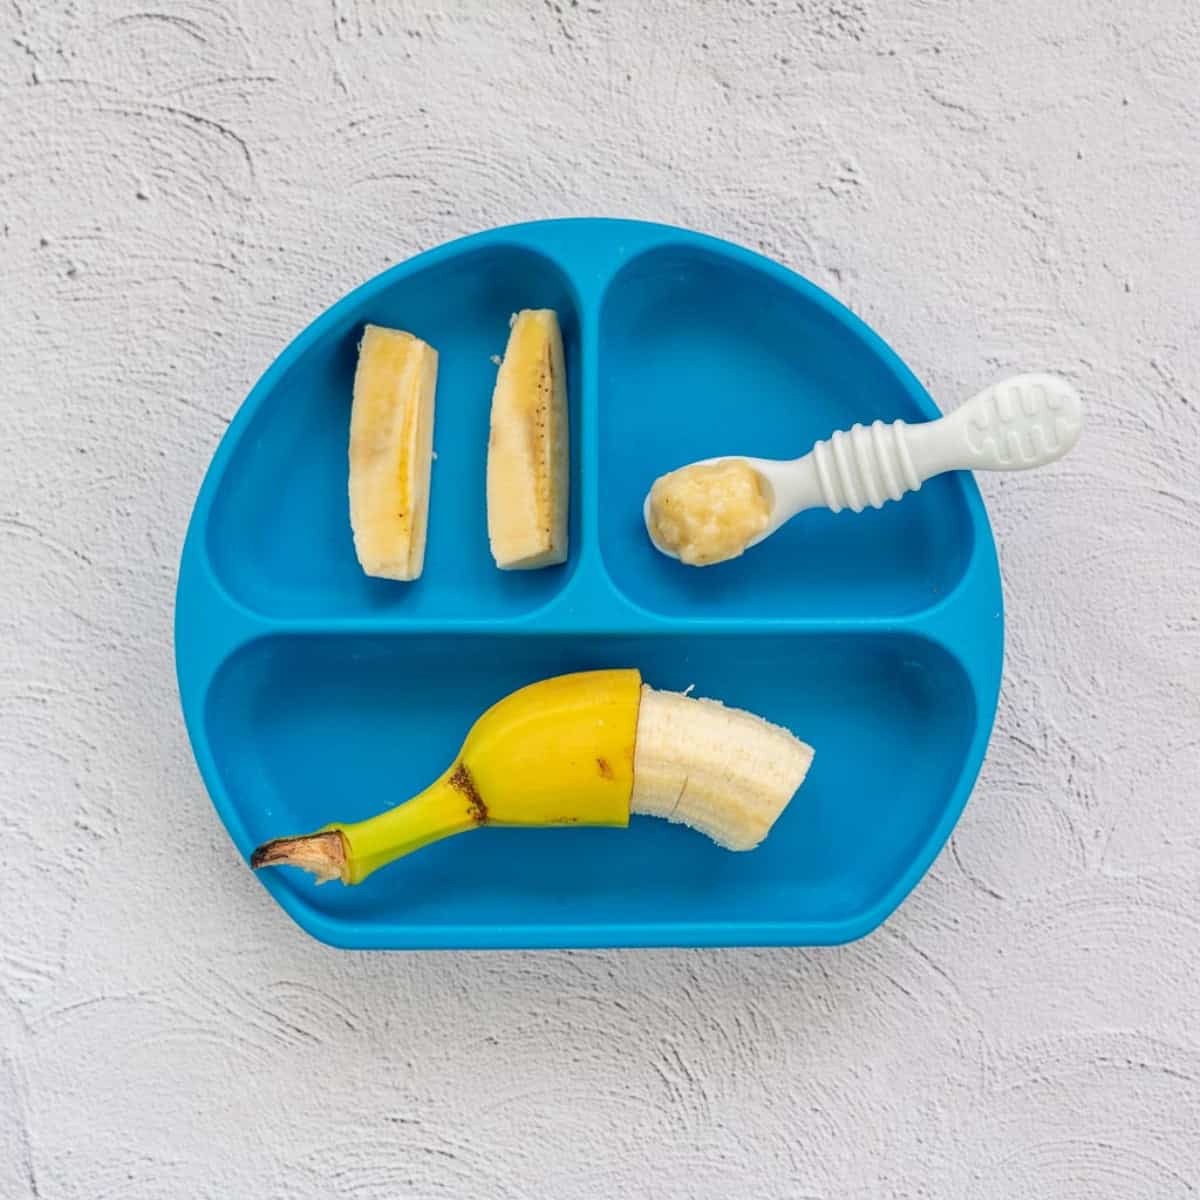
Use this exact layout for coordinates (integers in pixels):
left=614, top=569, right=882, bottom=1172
left=3, top=1, right=1199, bottom=1195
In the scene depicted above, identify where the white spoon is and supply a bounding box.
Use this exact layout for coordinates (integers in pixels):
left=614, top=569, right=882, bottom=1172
left=644, top=373, right=1084, bottom=565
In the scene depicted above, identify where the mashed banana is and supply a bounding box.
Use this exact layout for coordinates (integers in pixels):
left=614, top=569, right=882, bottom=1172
left=647, top=459, right=772, bottom=566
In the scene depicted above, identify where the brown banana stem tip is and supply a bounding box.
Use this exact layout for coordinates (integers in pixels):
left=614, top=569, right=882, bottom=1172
left=250, top=830, right=349, bottom=885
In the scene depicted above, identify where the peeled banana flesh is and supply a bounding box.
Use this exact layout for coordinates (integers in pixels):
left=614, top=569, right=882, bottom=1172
left=486, top=309, right=569, bottom=569
left=630, top=685, right=814, bottom=851
left=251, top=670, right=813, bottom=886
left=348, top=324, right=438, bottom=580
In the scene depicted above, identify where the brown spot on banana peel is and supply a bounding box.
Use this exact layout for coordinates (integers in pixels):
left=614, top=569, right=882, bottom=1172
left=250, top=830, right=349, bottom=885
left=448, top=761, right=487, bottom=824
left=596, top=756, right=614, bottom=780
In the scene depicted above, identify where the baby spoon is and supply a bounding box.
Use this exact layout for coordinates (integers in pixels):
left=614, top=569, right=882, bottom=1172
left=644, top=373, right=1084, bottom=565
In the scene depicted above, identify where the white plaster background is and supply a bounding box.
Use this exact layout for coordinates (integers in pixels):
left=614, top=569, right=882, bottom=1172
left=2, top=1, right=1198, bottom=1196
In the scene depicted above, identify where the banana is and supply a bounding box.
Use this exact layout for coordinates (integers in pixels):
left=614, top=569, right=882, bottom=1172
left=251, top=671, right=813, bottom=885
left=630, top=685, right=814, bottom=851
left=486, top=309, right=568, bottom=570
left=348, top=324, right=438, bottom=580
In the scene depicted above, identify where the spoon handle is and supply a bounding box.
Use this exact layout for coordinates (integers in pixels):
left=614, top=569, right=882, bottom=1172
left=796, top=373, right=1083, bottom=514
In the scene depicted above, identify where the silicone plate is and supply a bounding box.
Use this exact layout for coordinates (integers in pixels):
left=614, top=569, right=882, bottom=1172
left=175, top=219, right=1003, bottom=950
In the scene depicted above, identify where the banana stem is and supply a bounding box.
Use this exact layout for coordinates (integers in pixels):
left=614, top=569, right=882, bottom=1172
left=250, top=766, right=484, bottom=886
left=337, top=770, right=481, bottom=883
left=250, top=830, right=348, bottom=884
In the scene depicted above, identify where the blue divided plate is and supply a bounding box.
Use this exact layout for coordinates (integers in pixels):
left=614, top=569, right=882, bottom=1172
left=175, top=219, right=1003, bottom=950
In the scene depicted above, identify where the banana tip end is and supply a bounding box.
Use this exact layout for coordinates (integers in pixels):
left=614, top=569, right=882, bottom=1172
left=250, top=831, right=348, bottom=885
